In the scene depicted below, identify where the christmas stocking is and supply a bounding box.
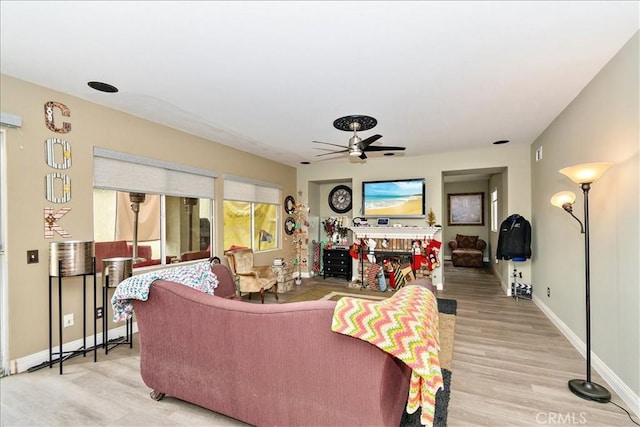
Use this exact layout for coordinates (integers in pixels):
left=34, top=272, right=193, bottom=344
left=426, top=239, right=442, bottom=270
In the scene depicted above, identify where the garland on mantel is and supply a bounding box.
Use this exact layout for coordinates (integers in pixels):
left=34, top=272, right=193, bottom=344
left=348, top=226, right=441, bottom=240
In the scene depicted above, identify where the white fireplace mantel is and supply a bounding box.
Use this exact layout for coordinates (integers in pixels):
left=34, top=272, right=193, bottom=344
left=347, top=226, right=441, bottom=240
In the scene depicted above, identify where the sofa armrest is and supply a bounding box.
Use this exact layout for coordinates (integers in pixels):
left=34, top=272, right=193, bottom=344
left=448, top=240, right=458, bottom=251
left=476, top=239, right=487, bottom=251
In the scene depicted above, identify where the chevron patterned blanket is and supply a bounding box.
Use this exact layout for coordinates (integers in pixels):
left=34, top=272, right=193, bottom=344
left=331, top=284, right=442, bottom=427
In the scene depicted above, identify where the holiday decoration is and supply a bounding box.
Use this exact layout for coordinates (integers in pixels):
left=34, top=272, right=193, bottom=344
left=290, top=189, right=309, bottom=285
left=425, top=239, right=442, bottom=271
left=427, top=208, right=436, bottom=226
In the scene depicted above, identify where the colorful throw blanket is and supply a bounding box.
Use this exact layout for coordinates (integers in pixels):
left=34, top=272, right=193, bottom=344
left=331, top=285, right=442, bottom=427
left=111, top=261, right=219, bottom=322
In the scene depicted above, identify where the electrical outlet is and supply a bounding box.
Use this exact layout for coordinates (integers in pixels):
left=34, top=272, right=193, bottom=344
left=27, top=250, right=39, bottom=264
left=547, top=287, right=551, bottom=297
left=96, top=307, right=104, bottom=319
left=63, top=313, right=74, bottom=327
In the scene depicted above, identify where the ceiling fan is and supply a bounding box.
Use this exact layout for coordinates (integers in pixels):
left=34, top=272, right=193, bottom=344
left=313, top=115, right=406, bottom=160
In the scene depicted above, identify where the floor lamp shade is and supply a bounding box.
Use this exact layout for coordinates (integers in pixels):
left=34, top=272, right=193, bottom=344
left=559, top=162, right=612, bottom=184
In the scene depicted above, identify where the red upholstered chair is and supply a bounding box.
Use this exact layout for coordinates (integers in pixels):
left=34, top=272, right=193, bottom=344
left=128, top=244, right=152, bottom=261
left=95, top=240, right=156, bottom=272
left=180, top=250, right=210, bottom=262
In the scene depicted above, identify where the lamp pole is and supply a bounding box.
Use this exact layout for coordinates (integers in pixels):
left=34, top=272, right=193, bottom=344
left=567, top=182, right=611, bottom=403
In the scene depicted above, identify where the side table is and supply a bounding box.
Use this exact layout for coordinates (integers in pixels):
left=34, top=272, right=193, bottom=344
left=272, top=263, right=294, bottom=293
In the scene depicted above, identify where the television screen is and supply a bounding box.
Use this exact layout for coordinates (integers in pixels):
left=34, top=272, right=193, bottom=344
left=362, top=178, right=425, bottom=218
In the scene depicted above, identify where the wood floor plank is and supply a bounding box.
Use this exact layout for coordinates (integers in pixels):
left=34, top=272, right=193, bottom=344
left=0, top=263, right=636, bottom=426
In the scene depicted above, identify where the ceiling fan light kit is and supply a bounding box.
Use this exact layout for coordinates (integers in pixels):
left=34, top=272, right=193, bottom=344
left=313, top=115, right=406, bottom=161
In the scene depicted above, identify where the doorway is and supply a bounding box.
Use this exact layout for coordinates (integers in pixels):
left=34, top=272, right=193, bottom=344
left=441, top=167, right=507, bottom=283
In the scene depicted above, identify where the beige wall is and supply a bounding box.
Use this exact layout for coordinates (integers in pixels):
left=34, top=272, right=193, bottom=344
left=297, top=142, right=531, bottom=290
left=0, top=75, right=296, bottom=362
left=531, top=33, right=639, bottom=400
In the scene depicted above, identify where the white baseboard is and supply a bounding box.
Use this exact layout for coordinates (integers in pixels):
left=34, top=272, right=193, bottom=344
left=534, top=296, right=639, bottom=417
left=8, top=322, right=138, bottom=375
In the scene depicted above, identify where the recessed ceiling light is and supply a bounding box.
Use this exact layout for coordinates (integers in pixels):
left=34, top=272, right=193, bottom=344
left=88, top=81, right=119, bottom=93
left=493, top=140, right=510, bottom=145
left=300, top=161, right=310, bottom=165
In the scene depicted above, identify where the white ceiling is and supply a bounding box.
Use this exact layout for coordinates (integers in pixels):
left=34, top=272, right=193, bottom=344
left=1, top=1, right=638, bottom=167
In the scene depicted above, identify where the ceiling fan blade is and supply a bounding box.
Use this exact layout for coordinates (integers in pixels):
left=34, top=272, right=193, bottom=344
left=363, top=145, right=406, bottom=152
left=358, top=134, right=383, bottom=150
left=316, top=149, right=349, bottom=157
left=312, top=140, right=348, bottom=149
left=359, top=151, right=368, bottom=160
left=313, top=147, right=344, bottom=152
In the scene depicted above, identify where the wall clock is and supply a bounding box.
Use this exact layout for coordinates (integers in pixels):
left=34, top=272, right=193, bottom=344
left=328, top=185, right=352, bottom=214
left=284, top=216, right=296, bottom=235
left=284, top=195, right=296, bottom=214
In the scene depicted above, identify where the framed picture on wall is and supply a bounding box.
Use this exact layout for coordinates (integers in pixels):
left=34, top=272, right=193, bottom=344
left=448, top=192, right=484, bottom=226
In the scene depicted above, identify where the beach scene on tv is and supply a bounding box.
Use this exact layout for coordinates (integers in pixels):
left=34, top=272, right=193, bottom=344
left=363, top=179, right=425, bottom=216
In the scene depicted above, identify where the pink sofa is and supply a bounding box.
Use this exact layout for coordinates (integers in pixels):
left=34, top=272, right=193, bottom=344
left=131, top=271, right=412, bottom=426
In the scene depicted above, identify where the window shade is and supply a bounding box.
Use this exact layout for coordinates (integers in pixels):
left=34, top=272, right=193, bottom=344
left=223, top=175, right=281, bottom=204
left=94, top=147, right=216, bottom=199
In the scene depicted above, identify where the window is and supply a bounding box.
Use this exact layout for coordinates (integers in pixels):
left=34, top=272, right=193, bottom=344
left=490, top=189, right=498, bottom=232
left=93, top=148, right=216, bottom=271
left=223, top=176, right=280, bottom=252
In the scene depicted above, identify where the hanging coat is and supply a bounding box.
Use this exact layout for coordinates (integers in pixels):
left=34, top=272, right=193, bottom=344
left=496, top=214, right=531, bottom=260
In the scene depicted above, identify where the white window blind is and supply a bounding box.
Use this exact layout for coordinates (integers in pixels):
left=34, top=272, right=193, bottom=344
left=223, top=175, right=281, bottom=204
left=94, top=147, right=217, bottom=199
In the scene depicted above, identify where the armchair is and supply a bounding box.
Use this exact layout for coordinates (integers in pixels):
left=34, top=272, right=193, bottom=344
left=224, top=248, right=278, bottom=303
left=448, top=234, right=486, bottom=268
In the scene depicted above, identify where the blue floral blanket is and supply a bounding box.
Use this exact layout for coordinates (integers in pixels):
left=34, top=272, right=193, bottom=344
left=111, top=261, right=219, bottom=321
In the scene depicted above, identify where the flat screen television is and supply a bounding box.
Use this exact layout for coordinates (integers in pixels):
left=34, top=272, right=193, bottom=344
left=362, top=178, right=426, bottom=218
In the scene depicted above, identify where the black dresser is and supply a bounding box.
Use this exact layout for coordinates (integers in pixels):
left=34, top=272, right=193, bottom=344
left=323, top=248, right=352, bottom=281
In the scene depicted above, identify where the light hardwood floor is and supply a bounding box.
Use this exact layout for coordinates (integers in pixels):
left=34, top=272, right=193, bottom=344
left=0, top=264, right=636, bottom=426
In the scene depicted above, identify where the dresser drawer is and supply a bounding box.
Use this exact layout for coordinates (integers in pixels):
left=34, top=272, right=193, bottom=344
left=323, top=249, right=351, bottom=280
left=323, top=249, right=349, bottom=259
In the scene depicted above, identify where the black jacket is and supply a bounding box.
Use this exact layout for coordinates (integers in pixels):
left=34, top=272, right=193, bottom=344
left=496, top=214, right=531, bottom=260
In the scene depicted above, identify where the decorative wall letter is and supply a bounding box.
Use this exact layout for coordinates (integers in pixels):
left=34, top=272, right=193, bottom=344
left=45, top=173, right=71, bottom=204
left=44, top=101, right=71, bottom=133
left=44, top=207, right=72, bottom=238
left=44, top=138, right=72, bottom=169
left=44, top=101, right=73, bottom=237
